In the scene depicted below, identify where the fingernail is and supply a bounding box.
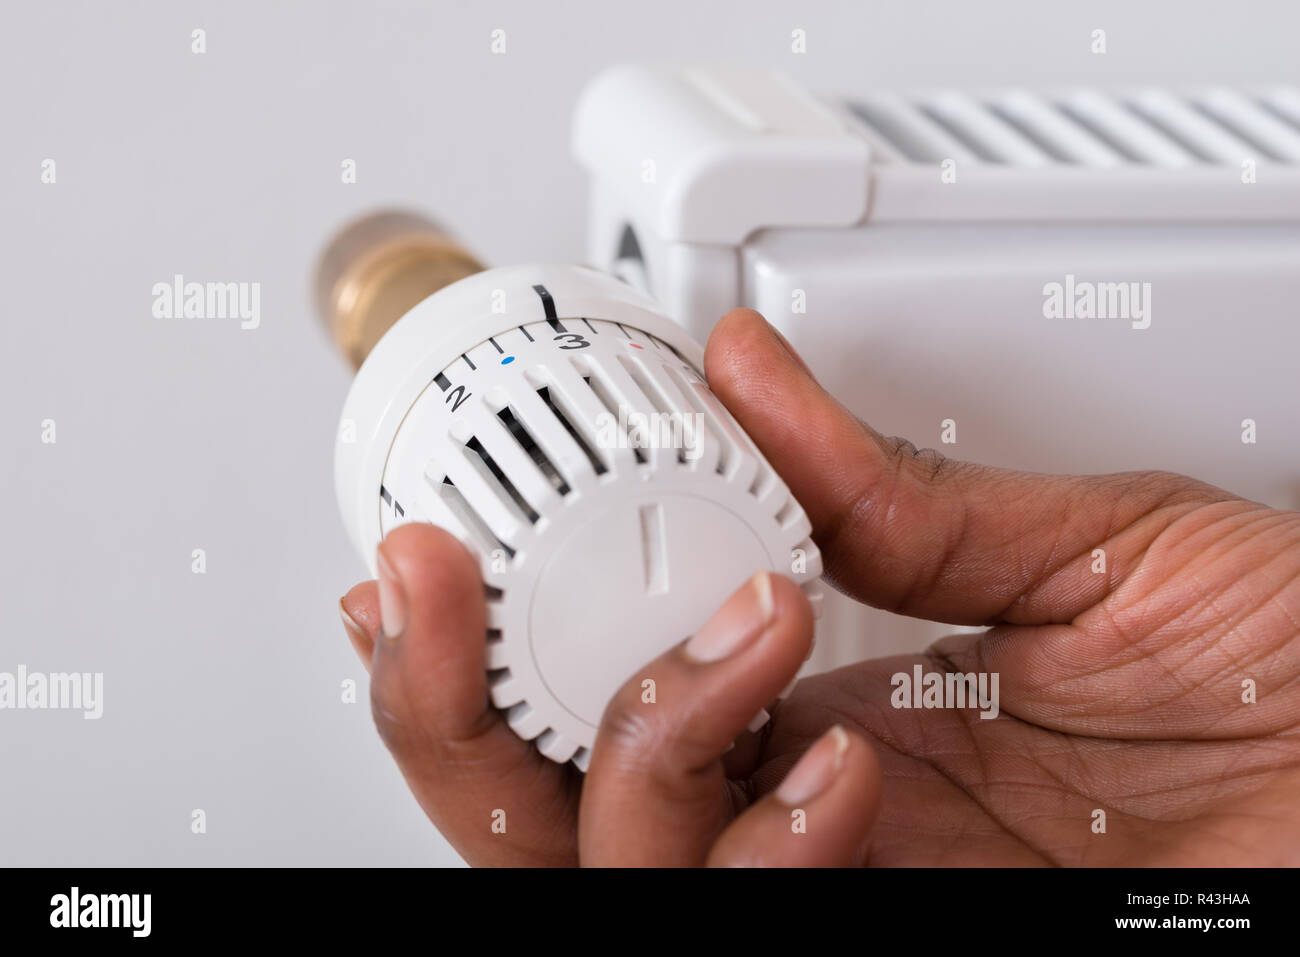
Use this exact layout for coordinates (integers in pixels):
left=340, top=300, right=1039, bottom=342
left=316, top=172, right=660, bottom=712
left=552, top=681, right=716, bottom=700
left=339, top=598, right=373, bottom=671
left=684, top=570, right=775, bottom=663
left=775, top=725, right=850, bottom=805
left=376, top=545, right=407, bottom=639
left=339, top=597, right=365, bottom=643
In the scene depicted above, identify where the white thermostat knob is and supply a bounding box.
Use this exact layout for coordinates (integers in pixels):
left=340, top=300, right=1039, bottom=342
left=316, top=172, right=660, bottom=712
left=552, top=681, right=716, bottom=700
left=335, top=263, right=822, bottom=769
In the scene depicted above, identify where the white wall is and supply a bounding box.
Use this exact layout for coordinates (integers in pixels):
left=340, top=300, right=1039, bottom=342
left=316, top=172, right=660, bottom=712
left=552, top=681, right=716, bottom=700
left=2, top=0, right=1296, bottom=866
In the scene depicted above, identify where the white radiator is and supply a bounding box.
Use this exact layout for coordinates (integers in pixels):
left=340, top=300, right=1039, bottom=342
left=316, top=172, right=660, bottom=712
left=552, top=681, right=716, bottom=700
left=574, top=65, right=1300, bottom=665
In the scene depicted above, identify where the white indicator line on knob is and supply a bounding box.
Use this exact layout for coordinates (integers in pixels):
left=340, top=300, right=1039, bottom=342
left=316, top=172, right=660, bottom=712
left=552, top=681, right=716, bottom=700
left=639, top=503, right=669, bottom=596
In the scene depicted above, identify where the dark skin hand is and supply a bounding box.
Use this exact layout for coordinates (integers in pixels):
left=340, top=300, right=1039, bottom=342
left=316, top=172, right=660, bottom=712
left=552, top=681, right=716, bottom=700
left=339, top=309, right=1300, bottom=866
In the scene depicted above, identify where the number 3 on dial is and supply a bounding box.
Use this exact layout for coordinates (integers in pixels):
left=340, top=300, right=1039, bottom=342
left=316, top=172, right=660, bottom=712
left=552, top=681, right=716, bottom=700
left=553, top=333, right=590, bottom=350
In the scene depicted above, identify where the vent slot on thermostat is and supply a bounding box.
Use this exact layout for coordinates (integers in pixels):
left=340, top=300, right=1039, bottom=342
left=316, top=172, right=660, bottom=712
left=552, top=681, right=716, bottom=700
left=579, top=366, right=648, bottom=465
left=432, top=473, right=516, bottom=559
left=616, top=354, right=693, bottom=465
left=463, top=435, right=541, bottom=524
left=536, top=385, right=608, bottom=476
left=496, top=405, right=571, bottom=496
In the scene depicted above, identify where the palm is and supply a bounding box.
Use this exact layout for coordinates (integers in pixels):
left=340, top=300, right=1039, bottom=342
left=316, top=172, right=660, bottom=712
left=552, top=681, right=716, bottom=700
left=750, top=500, right=1300, bottom=867
left=756, top=659, right=1299, bottom=866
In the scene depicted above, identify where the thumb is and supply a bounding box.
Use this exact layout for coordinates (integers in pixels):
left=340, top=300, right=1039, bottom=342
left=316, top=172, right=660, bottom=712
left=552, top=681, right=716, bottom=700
left=704, top=309, right=1234, bottom=626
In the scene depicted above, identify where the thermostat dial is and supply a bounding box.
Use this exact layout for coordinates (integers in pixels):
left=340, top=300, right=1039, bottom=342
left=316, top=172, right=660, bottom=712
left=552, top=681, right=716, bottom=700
left=336, top=265, right=822, bottom=769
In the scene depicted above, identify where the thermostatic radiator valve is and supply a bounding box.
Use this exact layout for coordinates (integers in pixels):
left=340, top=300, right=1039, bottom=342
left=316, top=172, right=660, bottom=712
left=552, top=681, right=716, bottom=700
left=318, top=212, right=822, bottom=770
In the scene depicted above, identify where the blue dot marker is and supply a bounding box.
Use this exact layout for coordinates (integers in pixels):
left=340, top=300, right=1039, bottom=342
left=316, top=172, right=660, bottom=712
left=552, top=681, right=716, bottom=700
left=501, top=355, right=515, bottom=365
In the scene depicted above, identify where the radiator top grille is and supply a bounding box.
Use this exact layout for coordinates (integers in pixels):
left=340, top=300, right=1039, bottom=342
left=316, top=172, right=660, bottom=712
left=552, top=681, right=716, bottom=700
left=849, top=87, right=1300, bottom=168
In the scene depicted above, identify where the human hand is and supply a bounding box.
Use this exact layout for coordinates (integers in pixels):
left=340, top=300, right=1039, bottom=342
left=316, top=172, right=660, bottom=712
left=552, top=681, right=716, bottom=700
left=339, top=309, right=1300, bottom=866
